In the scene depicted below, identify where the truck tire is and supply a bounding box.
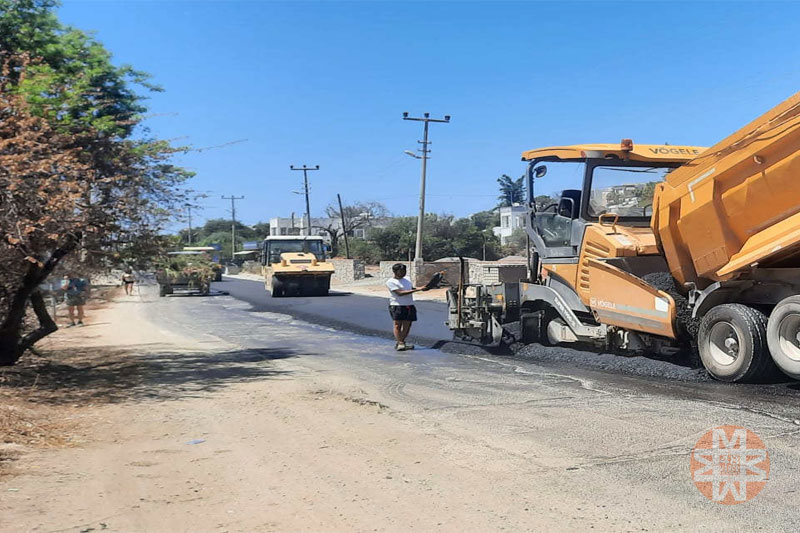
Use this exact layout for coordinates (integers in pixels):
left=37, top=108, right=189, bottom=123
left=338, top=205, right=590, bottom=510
left=159, top=284, right=168, bottom=297
left=766, top=295, right=800, bottom=380
left=520, top=312, right=543, bottom=345
left=520, top=309, right=558, bottom=346
left=318, top=277, right=331, bottom=296
left=697, top=304, right=776, bottom=382
left=271, top=276, right=284, bottom=298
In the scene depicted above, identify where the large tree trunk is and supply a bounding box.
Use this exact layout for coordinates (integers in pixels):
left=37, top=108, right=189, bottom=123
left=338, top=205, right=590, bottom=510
left=0, top=240, right=77, bottom=365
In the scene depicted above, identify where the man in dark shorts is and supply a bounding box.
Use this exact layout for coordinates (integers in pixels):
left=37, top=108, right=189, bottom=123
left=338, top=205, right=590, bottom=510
left=386, top=263, right=428, bottom=351
left=61, top=273, right=89, bottom=327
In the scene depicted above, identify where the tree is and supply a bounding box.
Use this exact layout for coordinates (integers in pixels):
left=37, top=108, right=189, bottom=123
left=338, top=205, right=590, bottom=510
left=502, top=227, right=529, bottom=256
left=0, top=3, right=190, bottom=365
left=348, top=238, right=382, bottom=264
left=534, top=194, right=557, bottom=210
left=368, top=213, right=501, bottom=262
left=251, top=222, right=271, bottom=240
left=370, top=217, right=417, bottom=261
left=637, top=181, right=658, bottom=208
left=497, top=174, right=525, bottom=206
left=315, top=201, right=387, bottom=258
left=470, top=209, right=500, bottom=232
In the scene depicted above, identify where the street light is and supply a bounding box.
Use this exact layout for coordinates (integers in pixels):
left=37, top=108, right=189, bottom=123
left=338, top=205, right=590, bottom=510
left=404, top=150, right=421, bottom=159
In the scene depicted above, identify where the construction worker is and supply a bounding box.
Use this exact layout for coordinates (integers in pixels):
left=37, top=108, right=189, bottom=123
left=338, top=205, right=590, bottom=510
left=386, top=263, right=428, bottom=351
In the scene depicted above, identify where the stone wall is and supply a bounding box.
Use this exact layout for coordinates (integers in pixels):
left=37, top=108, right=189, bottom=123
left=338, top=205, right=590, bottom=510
left=377, top=259, right=528, bottom=287
left=379, top=261, right=415, bottom=283
left=242, top=261, right=261, bottom=275
left=467, top=262, right=528, bottom=284
left=331, top=258, right=365, bottom=284
left=477, top=264, right=528, bottom=284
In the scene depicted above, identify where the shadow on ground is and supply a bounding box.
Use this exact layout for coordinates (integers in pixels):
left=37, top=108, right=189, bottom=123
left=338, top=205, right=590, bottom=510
left=0, top=345, right=297, bottom=405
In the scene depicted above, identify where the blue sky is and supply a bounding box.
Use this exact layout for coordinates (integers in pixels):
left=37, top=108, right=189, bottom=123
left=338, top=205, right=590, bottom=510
left=58, top=1, right=800, bottom=228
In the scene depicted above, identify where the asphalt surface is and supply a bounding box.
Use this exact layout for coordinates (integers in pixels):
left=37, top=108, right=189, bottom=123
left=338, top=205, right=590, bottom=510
left=145, top=288, right=800, bottom=529
left=214, top=277, right=800, bottom=411
left=216, top=276, right=452, bottom=343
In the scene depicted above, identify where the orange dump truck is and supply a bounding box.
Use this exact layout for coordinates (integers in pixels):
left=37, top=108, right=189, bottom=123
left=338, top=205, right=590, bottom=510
left=448, top=92, right=800, bottom=382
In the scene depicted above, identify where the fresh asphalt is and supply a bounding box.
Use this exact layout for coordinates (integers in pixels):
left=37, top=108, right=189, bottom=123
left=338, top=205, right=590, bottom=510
left=213, top=276, right=800, bottom=414
left=215, top=276, right=452, bottom=344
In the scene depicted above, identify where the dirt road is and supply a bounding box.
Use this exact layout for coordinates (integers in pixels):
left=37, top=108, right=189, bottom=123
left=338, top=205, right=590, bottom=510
left=2, top=286, right=799, bottom=532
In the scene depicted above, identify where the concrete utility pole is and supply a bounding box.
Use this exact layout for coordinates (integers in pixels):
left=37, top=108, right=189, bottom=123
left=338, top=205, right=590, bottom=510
left=402, top=112, right=450, bottom=262
left=221, top=195, right=244, bottom=260
left=290, top=165, right=319, bottom=236
left=337, top=193, right=350, bottom=259
left=186, top=205, right=193, bottom=245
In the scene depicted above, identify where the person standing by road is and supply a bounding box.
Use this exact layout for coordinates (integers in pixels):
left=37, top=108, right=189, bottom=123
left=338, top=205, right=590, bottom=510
left=386, top=263, right=428, bottom=351
left=61, top=273, right=89, bottom=327
left=121, top=268, right=136, bottom=296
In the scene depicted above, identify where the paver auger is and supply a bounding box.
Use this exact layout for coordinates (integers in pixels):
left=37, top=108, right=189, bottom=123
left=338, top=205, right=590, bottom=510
left=448, top=92, right=800, bottom=382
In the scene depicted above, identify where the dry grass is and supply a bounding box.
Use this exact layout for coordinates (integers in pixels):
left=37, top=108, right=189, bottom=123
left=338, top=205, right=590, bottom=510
left=0, top=388, right=74, bottom=479
left=0, top=349, right=92, bottom=478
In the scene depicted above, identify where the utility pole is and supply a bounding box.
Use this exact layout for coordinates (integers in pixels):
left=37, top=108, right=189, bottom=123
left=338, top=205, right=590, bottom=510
left=290, top=165, right=319, bottom=236
left=186, top=205, right=193, bottom=245
left=337, top=193, right=350, bottom=259
left=221, top=195, right=244, bottom=260
left=402, top=112, right=450, bottom=262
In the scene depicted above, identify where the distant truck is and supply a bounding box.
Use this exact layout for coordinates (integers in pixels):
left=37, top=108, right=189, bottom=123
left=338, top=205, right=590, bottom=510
left=181, top=246, right=224, bottom=281
left=156, top=251, right=216, bottom=297
left=260, top=236, right=335, bottom=297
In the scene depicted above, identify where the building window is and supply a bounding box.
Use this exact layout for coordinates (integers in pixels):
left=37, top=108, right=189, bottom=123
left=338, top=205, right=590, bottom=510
left=280, top=227, right=287, bottom=236
left=502, top=216, right=510, bottom=228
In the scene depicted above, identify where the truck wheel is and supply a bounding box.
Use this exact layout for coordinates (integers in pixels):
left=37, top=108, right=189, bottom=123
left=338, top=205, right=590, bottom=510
left=271, top=276, right=284, bottom=298
left=159, top=284, right=168, bottom=297
left=697, top=304, right=776, bottom=382
left=318, top=278, right=331, bottom=296
left=767, top=296, right=800, bottom=379
left=520, top=312, right=543, bottom=345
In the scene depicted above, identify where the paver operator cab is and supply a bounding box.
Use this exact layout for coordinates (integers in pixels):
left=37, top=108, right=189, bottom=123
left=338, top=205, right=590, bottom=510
left=448, top=90, right=800, bottom=383
left=261, top=236, right=335, bottom=297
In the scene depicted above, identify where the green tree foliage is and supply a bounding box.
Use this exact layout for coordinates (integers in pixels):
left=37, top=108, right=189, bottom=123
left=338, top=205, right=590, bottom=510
left=497, top=174, right=525, bottom=206
left=637, top=181, right=658, bottom=207
left=368, top=214, right=501, bottom=262
left=502, top=227, right=529, bottom=256
left=469, top=210, right=500, bottom=232
left=348, top=238, right=382, bottom=264
left=0, top=2, right=191, bottom=363
left=534, top=195, right=557, bottom=210
left=251, top=222, right=271, bottom=240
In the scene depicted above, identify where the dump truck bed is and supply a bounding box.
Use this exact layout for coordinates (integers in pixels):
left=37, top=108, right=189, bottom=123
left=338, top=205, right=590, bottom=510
left=652, top=91, right=800, bottom=286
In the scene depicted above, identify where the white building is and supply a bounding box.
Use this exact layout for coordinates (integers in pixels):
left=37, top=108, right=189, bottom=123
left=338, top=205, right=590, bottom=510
left=492, top=205, right=528, bottom=245
left=268, top=215, right=390, bottom=241
left=269, top=216, right=332, bottom=238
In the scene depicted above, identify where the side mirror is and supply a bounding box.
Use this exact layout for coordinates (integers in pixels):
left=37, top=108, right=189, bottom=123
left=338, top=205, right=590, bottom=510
left=534, top=165, right=547, bottom=178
